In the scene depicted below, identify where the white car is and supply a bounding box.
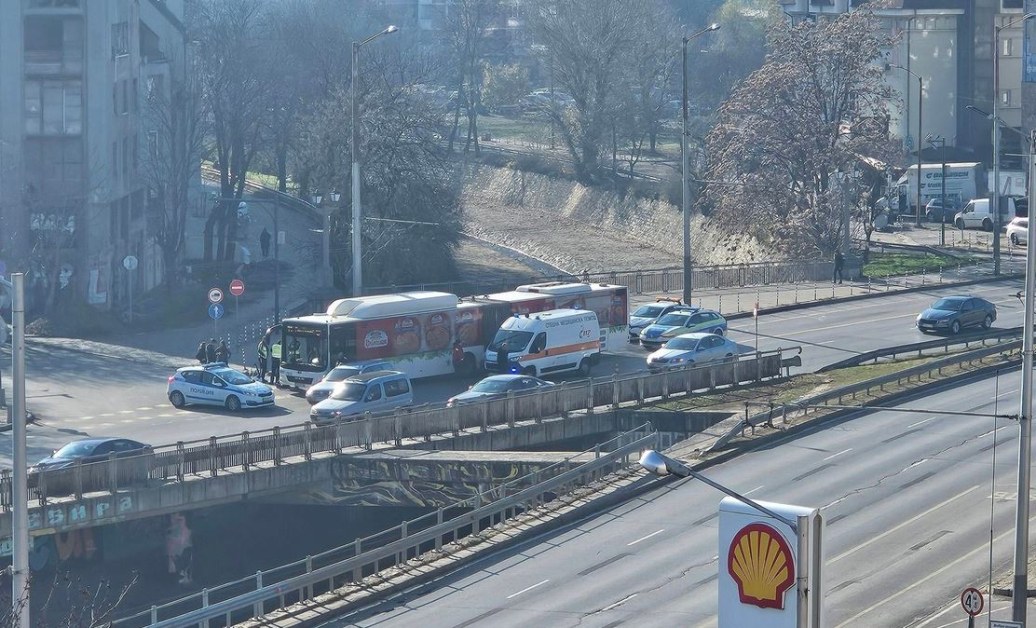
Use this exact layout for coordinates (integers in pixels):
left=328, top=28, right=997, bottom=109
left=167, top=363, right=274, bottom=411
left=305, top=360, right=393, bottom=405
left=1008, top=217, right=1028, bottom=246
left=628, top=300, right=691, bottom=342
left=646, top=332, right=738, bottom=372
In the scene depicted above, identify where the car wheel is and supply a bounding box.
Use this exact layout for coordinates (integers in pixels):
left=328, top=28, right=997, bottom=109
left=578, top=359, right=591, bottom=377
left=1012, top=233, right=1021, bottom=245
left=951, top=320, right=961, bottom=335
left=983, top=314, right=993, bottom=329
left=225, top=395, right=242, bottom=412
left=983, top=218, right=993, bottom=232
left=713, top=327, right=724, bottom=336
left=169, top=391, right=186, bottom=408
left=955, top=218, right=965, bottom=229
left=925, top=211, right=935, bottom=222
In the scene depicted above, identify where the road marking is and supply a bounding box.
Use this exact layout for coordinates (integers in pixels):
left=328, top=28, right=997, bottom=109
left=506, top=579, right=549, bottom=599
left=824, top=448, right=852, bottom=461
left=743, top=485, right=764, bottom=495
left=829, top=485, right=980, bottom=563
left=118, top=410, right=134, bottom=414
left=136, top=406, right=153, bottom=411
left=100, top=413, right=113, bottom=417
left=96, top=423, right=114, bottom=428
left=834, top=526, right=1015, bottom=628
left=600, top=594, right=637, bottom=612
left=628, top=529, right=665, bottom=546
left=908, top=417, right=935, bottom=428
left=120, top=419, right=135, bottom=424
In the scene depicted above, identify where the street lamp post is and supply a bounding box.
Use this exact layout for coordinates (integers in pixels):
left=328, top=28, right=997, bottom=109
left=887, top=63, right=923, bottom=227
left=993, top=14, right=1034, bottom=278
left=351, top=25, right=398, bottom=298
left=926, top=135, right=947, bottom=246
left=681, top=22, right=720, bottom=305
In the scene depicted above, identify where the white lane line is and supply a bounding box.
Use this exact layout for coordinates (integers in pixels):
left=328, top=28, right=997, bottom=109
left=627, top=529, right=665, bottom=546
left=600, top=594, right=637, bottom=612
left=743, top=486, right=764, bottom=495
left=835, top=526, right=1015, bottom=628
left=136, top=406, right=153, bottom=411
left=824, top=448, right=852, bottom=461
left=118, top=410, right=134, bottom=414
left=120, top=419, right=135, bottom=424
left=96, top=423, right=114, bottom=428
left=79, top=416, right=93, bottom=421
left=506, top=579, right=549, bottom=599
left=100, top=413, right=114, bottom=417
left=829, top=485, right=980, bottom=563
left=908, top=417, right=935, bottom=428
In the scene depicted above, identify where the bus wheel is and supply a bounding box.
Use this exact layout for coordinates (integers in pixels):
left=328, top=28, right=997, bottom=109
left=578, top=359, right=591, bottom=377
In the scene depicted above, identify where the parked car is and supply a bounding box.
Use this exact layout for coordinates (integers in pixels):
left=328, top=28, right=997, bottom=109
left=639, top=308, right=727, bottom=350
left=954, top=197, right=1022, bottom=231
left=309, top=371, right=413, bottom=424
left=628, top=299, right=691, bottom=342
left=646, top=332, right=739, bottom=372
left=1008, top=217, right=1028, bottom=246
left=446, top=374, right=555, bottom=407
left=924, top=196, right=962, bottom=223
left=916, top=295, right=997, bottom=335
left=305, top=360, right=393, bottom=405
left=519, top=89, right=574, bottom=112
left=167, top=363, right=274, bottom=411
left=31, top=437, right=153, bottom=472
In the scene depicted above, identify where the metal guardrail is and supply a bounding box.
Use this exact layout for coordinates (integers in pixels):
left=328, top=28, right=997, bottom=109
left=113, top=425, right=658, bottom=628
left=817, top=326, right=1023, bottom=372
left=710, top=340, right=1022, bottom=452
left=5, top=348, right=791, bottom=507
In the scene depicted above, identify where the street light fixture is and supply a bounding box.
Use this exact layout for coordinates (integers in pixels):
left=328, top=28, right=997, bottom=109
left=681, top=22, right=720, bottom=305
left=351, top=24, right=399, bottom=297
left=993, top=13, right=1034, bottom=279
left=886, top=63, right=923, bottom=227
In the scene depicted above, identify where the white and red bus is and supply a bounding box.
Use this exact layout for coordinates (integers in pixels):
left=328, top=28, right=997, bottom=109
left=265, top=281, right=628, bottom=387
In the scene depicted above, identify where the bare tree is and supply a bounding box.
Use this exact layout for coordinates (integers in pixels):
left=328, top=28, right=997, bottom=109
left=194, top=0, right=269, bottom=262
left=443, top=0, right=501, bottom=155
left=705, top=11, right=897, bottom=257
left=0, top=569, right=138, bottom=628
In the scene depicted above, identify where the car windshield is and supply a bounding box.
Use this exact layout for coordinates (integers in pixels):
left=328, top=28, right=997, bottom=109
left=656, top=312, right=691, bottom=326
left=52, top=441, right=100, bottom=459
left=330, top=382, right=367, bottom=401
left=632, top=305, right=665, bottom=318
left=488, top=330, right=534, bottom=352
left=932, top=298, right=965, bottom=312
left=215, top=369, right=252, bottom=385
left=470, top=379, right=512, bottom=393
left=664, top=337, right=700, bottom=350
left=325, top=367, right=360, bottom=382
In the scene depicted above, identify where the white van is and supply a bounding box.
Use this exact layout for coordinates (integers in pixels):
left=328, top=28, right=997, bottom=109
left=309, top=371, right=413, bottom=424
left=954, top=197, right=1023, bottom=231
left=484, top=309, right=601, bottom=377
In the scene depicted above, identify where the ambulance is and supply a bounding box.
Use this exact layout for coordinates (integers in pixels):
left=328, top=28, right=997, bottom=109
left=484, top=309, right=602, bottom=377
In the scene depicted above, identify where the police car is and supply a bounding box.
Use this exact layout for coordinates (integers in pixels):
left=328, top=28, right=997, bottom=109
left=638, top=307, right=727, bottom=350
left=167, top=363, right=275, bottom=411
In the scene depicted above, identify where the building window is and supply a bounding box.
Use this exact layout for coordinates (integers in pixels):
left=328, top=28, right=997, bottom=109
left=111, top=22, right=129, bottom=59
left=23, top=138, right=83, bottom=190
left=1002, top=90, right=1012, bottom=106
left=113, top=142, right=119, bottom=181
left=28, top=0, right=81, bottom=6
left=122, top=137, right=129, bottom=178
left=1004, top=37, right=1015, bottom=57
left=133, top=135, right=139, bottom=174
left=132, top=78, right=138, bottom=112
left=1004, top=0, right=1024, bottom=10
left=24, top=80, right=81, bottom=135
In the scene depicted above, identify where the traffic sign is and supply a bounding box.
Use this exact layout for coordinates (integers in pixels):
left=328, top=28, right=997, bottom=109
left=208, top=303, right=225, bottom=320
left=208, top=287, right=224, bottom=304
left=960, top=587, right=983, bottom=616
left=991, top=621, right=1022, bottom=628
left=229, top=279, right=245, bottom=296
left=122, top=255, right=138, bottom=271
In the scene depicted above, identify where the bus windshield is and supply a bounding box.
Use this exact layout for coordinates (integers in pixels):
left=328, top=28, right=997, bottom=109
left=282, top=322, right=328, bottom=372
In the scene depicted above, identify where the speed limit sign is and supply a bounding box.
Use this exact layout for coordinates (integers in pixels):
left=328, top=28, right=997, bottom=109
left=960, top=587, right=983, bottom=616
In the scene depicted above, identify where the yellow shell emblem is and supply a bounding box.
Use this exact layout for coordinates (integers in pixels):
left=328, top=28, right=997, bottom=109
left=728, top=522, right=795, bottom=610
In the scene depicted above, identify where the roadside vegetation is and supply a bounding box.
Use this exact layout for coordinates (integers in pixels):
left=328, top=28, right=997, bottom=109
left=862, top=252, right=978, bottom=278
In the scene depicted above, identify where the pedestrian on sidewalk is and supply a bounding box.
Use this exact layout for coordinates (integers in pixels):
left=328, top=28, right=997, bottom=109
left=194, top=341, right=207, bottom=364
left=215, top=340, right=230, bottom=364
left=260, top=227, right=271, bottom=259
left=270, top=340, right=282, bottom=386
left=205, top=338, right=217, bottom=363
left=833, top=249, right=845, bottom=284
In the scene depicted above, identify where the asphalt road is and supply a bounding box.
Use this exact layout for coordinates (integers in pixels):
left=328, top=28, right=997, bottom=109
left=0, top=277, right=1025, bottom=466
left=322, top=371, right=1034, bottom=628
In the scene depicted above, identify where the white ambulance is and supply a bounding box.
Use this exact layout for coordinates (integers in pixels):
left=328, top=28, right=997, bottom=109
left=484, top=309, right=602, bottom=377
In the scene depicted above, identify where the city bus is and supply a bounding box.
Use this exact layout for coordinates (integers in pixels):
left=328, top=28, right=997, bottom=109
left=265, top=281, right=628, bottom=387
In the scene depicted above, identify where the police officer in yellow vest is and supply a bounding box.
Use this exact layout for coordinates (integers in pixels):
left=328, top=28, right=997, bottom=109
left=270, top=340, right=282, bottom=386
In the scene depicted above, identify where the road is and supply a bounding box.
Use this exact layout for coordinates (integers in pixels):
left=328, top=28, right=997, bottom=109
left=323, top=371, right=1033, bottom=628
left=0, top=277, right=1024, bottom=466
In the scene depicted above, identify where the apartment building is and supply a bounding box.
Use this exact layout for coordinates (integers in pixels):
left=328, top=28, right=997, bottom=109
left=0, top=0, right=187, bottom=314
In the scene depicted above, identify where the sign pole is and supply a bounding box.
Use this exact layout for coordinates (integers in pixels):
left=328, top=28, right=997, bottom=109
left=11, top=273, right=29, bottom=628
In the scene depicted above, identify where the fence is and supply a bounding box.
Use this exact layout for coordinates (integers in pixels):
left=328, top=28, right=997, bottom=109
left=5, top=348, right=792, bottom=508
left=112, top=425, right=658, bottom=628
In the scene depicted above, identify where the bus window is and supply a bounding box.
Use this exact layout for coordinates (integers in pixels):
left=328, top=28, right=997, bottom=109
left=329, top=323, right=356, bottom=365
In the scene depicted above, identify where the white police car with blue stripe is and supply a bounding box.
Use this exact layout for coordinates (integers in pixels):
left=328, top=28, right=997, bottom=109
left=167, top=363, right=274, bottom=411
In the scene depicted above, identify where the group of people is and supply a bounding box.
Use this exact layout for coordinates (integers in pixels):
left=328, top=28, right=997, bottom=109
left=195, top=338, right=231, bottom=365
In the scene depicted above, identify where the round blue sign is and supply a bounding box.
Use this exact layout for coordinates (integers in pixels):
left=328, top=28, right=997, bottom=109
left=208, top=303, right=225, bottom=320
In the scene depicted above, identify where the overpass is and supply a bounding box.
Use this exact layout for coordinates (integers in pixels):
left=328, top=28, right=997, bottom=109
left=0, top=348, right=792, bottom=546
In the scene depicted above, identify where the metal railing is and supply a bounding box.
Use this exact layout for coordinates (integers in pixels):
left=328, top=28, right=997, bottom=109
left=112, top=425, right=658, bottom=628
left=7, top=348, right=791, bottom=508
left=817, top=326, right=1023, bottom=372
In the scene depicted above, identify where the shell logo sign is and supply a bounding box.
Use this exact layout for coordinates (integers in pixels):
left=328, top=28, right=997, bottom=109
left=727, top=522, right=795, bottom=610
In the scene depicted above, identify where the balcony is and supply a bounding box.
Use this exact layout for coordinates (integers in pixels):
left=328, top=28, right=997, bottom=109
left=24, top=49, right=83, bottom=76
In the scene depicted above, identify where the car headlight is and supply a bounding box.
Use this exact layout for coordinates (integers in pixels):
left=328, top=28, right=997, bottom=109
left=446, top=399, right=456, bottom=407
left=672, top=357, right=685, bottom=363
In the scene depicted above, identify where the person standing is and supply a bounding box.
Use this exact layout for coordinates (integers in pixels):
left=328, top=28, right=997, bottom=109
left=215, top=340, right=230, bottom=364
left=256, top=339, right=268, bottom=380
left=270, top=340, right=282, bottom=386
left=205, top=338, right=217, bottom=363
left=452, top=341, right=465, bottom=373
left=833, top=249, right=845, bottom=284
left=195, top=341, right=207, bottom=364
left=498, top=341, right=510, bottom=372
left=260, top=227, right=271, bottom=259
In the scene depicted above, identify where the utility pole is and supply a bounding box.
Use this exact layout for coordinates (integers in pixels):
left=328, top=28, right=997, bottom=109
left=11, top=273, right=28, bottom=628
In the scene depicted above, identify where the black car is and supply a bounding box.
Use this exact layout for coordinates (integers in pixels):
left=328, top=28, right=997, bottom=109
left=32, top=437, right=153, bottom=471
left=916, top=296, right=997, bottom=335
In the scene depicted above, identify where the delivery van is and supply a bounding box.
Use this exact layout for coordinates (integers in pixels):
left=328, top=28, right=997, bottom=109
left=892, top=162, right=987, bottom=216
left=484, top=309, right=602, bottom=377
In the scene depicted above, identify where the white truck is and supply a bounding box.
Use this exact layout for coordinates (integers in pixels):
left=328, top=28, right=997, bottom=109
left=891, top=162, right=987, bottom=217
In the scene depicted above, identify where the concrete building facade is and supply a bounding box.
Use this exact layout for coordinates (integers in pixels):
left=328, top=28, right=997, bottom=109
left=0, top=0, right=186, bottom=314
